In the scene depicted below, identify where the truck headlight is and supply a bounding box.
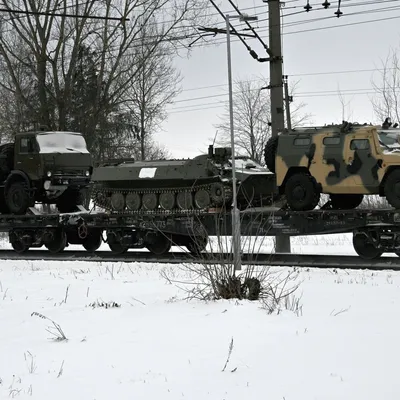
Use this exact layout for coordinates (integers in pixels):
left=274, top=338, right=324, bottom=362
left=85, top=170, right=90, bottom=177
left=44, top=181, right=51, bottom=190
left=47, top=171, right=52, bottom=177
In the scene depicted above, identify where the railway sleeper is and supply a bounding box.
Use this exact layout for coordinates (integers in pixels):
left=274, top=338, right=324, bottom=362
left=353, top=228, right=400, bottom=260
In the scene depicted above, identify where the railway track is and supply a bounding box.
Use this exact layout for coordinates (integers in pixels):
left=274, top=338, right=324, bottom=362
left=0, top=250, right=399, bottom=271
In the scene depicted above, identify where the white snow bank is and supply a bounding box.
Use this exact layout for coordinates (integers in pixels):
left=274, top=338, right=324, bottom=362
left=0, top=259, right=400, bottom=399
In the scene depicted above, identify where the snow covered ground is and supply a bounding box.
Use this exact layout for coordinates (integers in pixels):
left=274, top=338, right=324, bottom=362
left=1, top=232, right=400, bottom=399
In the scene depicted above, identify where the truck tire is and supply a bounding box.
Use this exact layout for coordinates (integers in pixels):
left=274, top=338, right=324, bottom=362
left=0, top=143, right=14, bottom=180
left=384, top=169, right=400, bottom=209
left=6, top=181, right=30, bottom=215
left=264, top=136, right=279, bottom=173
left=330, top=194, right=364, bottom=210
left=284, top=172, right=320, bottom=211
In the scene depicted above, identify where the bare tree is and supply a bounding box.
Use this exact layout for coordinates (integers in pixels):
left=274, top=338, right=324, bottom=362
left=125, top=16, right=182, bottom=160
left=214, top=76, right=310, bottom=164
left=337, top=84, right=354, bottom=122
left=371, top=47, right=400, bottom=124
left=0, top=0, right=209, bottom=157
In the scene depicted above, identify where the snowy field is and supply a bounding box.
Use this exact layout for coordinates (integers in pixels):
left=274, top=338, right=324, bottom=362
left=1, top=233, right=400, bottom=399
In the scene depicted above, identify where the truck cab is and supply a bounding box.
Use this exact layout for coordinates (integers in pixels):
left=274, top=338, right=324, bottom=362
left=0, top=131, right=92, bottom=214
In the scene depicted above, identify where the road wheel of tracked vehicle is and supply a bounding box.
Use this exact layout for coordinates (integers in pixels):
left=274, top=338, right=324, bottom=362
left=194, top=189, right=211, bottom=209
left=142, top=193, right=158, bottom=210
left=45, top=229, right=67, bottom=254
left=159, top=192, right=175, bottom=210
left=146, top=234, right=172, bottom=256
left=108, top=242, right=129, bottom=254
left=177, top=192, right=193, bottom=210
left=210, top=183, right=226, bottom=206
left=330, top=194, right=364, bottom=210
left=111, top=193, right=125, bottom=211
left=353, top=233, right=383, bottom=260
left=11, top=239, right=29, bottom=254
left=83, top=229, right=102, bottom=252
left=6, top=181, right=30, bottom=215
left=264, top=136, right=279, bottom=173
left=126, top=193, right=141, bottom=211
left=384, top=169, right=400, bottom=209
left=284, top=173, right=320, bottom=211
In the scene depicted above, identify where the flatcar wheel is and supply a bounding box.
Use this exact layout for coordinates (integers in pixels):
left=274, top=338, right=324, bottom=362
left=352, top=234, right=383, bottom=260
left=108, top=242, right=128, bottom=254
left=142, top=193, right=158, bottom=210
left=176, top=192, right=193, bottom=210
left=82, top=229, right=102, bottom=252
left=194, top=189, right=211, bottom=209
left=11, top=240, right=29, bottom=254
left=126, top=193, right=141, bottom=211
left=186, top=235, right=208, bottom=256
left=159, top=192, right=175, bottom=210
left=45, top=229, right=67, bottom=254
left=146, top=234, right=172, bottom=256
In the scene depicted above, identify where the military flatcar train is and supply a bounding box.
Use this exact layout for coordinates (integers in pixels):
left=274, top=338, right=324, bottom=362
left=1, top=120, right=400, bottom=261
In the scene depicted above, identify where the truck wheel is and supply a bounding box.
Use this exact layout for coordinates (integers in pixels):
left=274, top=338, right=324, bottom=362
left=264, top=136, right=279, bottom=173
left=330, top=194, right=364, bottom=210
left=353, top=234, right=383, bottom=260
left=57, top=190, right=80, bottom=213
left=384, top=169, right=400, bottom=209
left=6, top=181, right=29, bottom=215
left=284, top=173, right=320, bottom=211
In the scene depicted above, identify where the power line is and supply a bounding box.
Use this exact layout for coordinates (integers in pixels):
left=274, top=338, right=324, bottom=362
left=0, top=7, right=128, bottom=21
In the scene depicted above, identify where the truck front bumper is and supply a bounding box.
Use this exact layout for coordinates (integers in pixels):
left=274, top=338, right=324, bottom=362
left=44, top=176, right=90, bottom=191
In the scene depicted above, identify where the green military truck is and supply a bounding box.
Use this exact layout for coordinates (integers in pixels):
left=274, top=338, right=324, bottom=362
left=0, top=131, right=92, bottom=214
left=264, top=120, right=400, bottom=211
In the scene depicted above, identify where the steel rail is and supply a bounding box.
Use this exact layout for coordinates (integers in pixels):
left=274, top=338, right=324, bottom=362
left=0, top=250, right=399, bottom=271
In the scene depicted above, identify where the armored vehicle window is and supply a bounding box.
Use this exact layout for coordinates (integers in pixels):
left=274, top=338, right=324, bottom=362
left=323, top=136, right=341, bottom=146
left=20, top=137, right=36, bottom=153
left=293, top=137, right=311, bottom=146
left=350, top=139, right=370, bottom=150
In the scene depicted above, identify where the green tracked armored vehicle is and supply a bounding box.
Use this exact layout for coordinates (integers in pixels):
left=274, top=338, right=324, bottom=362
left=91, top=145, right=276, bottom=213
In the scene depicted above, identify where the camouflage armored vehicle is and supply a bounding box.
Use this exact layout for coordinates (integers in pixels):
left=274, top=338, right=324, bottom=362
left=91, top=145, right=276, bottom=212
left=0, top=131, right=92, bottom=214
left=264, top=120, right=400, bottom=211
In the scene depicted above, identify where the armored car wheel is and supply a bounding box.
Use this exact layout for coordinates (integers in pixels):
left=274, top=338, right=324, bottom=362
left=45, top=229, right=67, bottom=254
left=284, top=172, right=320, bottom=211
left=384, top=169, right=400, bottom=209
left=126, top=192, right=141, bottom=211
left=352, top=233, right=383, bottom=260
left=159, top=192, right=175, bottom=210
left=264, top=136, right=279, bottom=173
left=6, top=181, right=30, bottom=215
left=330, top=194, right=364, bottom=210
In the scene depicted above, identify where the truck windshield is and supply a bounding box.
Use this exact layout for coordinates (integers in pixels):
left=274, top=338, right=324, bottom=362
left=36, top=132, right=89, bottom=154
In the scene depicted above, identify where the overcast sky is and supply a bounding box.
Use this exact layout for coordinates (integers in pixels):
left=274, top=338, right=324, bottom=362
left=152, top=0, right=400, bottom=158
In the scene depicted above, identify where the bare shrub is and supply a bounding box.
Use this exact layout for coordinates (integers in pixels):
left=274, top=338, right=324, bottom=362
left=161, top=211, right=302, bottom=313
left=88, top=300, right=121, bottom=309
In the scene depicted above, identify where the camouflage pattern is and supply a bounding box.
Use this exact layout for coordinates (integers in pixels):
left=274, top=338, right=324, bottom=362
left=275, top=123, right=400, bottom=195
left=91, top=145, right=276, bottom=213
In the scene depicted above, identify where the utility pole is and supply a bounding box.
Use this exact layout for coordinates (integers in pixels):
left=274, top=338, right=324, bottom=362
left=267, top=0, right=291, bottom=253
